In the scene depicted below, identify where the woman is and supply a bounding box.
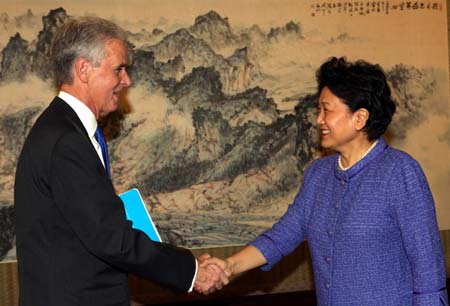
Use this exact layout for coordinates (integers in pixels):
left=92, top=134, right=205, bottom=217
left=199, top=57, right=448, bottom=305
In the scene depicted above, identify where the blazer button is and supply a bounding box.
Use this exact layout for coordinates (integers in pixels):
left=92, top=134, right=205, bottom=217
left=327, top=229, right=333, bottom=237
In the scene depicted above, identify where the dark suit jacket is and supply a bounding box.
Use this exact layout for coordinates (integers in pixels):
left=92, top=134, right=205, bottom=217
left=14, top=97, right=196, bottom=306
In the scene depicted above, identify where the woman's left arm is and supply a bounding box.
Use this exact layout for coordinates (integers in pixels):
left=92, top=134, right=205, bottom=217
left=391, top=156, right=448, bottom=306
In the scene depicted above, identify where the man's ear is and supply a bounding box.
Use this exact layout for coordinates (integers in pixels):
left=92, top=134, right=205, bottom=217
left=74, top=57, right=91, bottom=83
left=354, top=108, right=370, bottom=131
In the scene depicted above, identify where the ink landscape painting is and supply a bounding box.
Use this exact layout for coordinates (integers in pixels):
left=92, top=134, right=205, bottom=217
left=0, top=0, right=448, bottom=262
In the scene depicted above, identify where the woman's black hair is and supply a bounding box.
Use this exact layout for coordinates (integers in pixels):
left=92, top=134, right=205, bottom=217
left=316, top=57, right=396, bottom=141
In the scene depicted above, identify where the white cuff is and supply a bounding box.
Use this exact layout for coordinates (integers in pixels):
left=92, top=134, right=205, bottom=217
left=187, top=258, right=198, bottom=292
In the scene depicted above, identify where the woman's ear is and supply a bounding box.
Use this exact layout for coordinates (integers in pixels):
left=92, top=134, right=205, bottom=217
left=354, top=108, right=369, bottom=131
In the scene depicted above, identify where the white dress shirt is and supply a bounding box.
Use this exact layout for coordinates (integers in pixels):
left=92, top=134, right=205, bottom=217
left=58, top=91, right=106, bottom=169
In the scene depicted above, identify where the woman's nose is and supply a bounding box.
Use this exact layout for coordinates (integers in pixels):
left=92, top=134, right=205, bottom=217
left=316, top=109, right=324, bottom=125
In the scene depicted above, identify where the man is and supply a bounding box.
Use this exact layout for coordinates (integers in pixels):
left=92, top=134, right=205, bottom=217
left=14, top=17, right=227, bottom=306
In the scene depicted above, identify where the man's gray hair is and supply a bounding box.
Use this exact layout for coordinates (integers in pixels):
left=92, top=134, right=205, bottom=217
left=50, top=16, right=127, bottom=87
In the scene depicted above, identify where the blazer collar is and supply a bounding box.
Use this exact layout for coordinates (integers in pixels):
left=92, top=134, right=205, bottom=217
left=50, top=96, right=90, bottom=139
left=334, top=138, right=388, bottom=182
left=58, top=91, right=98, bottom=139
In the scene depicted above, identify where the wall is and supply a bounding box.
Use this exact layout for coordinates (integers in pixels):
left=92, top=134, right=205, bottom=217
left=1, top=0, right=449, bottom=304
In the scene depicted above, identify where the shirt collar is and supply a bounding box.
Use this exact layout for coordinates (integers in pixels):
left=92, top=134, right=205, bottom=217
left=58, top=91, right=97, bottom=138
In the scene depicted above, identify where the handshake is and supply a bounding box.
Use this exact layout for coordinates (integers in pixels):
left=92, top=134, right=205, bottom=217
left=193, top=254, right=234, bottom=295
left=192, top=245, right=264, bottom=294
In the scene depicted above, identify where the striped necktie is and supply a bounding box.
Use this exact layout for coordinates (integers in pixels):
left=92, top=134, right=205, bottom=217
left=94, top=127, right=110, bottom=177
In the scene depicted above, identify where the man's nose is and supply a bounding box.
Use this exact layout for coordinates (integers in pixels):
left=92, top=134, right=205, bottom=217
left=121, top=70, right=132, bottom=87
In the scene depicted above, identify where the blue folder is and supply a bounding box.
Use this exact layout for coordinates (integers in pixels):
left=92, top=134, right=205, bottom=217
left=119, top=188, right=162, bottom=242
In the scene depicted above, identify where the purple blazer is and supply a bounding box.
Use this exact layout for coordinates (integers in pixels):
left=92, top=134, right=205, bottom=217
left=251, top=138, right=448, bottom=306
